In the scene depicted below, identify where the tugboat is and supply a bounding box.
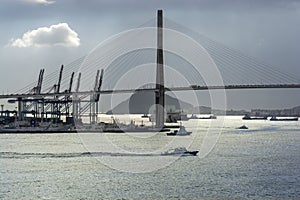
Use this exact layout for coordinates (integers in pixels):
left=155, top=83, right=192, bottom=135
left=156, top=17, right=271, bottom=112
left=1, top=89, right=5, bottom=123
left=166, top=126, right=192, bottom=136
left=161, top=147, right=198, bottom=156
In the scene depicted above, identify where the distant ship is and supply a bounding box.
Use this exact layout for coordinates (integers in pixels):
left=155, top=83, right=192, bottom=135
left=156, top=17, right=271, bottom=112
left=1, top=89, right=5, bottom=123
left=0, top=120, right=171, bottom=133
left=242, top=114, right=267, bottom=120
left=270, top=116, right=298, bottom=121
left=189, top=114, right=216, bottom=120
left=199, top=115, right=217, bottom=119
left=165, top=111, right=189, bottom=122
left=141, top=114, right=149, bottom=118
left=76, top=121, right=170, bottom=133
left=189, top=114, right=199, bottom=119
left=0, top=123, right=71, bottom=133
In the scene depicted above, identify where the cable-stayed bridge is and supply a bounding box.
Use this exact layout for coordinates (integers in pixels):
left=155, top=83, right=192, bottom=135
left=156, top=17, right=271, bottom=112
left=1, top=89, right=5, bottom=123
left=0, top=10, right=299, bottom=128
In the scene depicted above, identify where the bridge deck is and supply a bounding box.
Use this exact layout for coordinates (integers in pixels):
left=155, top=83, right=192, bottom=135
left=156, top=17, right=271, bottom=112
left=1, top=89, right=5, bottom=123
left=0, top=84, right=299, bottom=99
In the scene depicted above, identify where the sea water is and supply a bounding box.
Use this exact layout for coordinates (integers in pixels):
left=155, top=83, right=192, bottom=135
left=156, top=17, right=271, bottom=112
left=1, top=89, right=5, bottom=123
left=0, top=116, right=299, bottom=199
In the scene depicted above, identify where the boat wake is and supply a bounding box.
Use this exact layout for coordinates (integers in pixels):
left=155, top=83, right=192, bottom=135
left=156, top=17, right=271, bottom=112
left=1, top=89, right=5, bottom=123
left=0, top=151, right=197, bottom=159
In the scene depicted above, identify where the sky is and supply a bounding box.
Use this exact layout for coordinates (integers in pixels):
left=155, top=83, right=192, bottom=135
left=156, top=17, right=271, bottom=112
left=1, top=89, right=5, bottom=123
left=1, top=0, right=300, bottom=110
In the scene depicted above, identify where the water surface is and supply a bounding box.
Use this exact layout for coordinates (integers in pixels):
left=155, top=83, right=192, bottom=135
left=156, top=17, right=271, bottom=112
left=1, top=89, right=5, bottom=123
left=0, top=116, right=299, bottom=199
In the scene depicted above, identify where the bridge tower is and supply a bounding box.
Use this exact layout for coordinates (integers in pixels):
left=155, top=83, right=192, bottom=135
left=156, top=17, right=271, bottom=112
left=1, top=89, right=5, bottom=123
left=155, top=9, right=165, bottom=129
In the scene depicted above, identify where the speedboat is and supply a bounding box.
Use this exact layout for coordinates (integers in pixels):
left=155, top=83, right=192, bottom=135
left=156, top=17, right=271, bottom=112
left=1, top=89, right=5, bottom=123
left=161, top=147, right=198, bottom=156
left=166, top=126, right=192, bottom=136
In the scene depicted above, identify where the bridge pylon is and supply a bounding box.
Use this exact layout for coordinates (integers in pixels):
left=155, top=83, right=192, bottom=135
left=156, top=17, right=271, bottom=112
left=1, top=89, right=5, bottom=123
left=155, top=9, right=165, bottom=129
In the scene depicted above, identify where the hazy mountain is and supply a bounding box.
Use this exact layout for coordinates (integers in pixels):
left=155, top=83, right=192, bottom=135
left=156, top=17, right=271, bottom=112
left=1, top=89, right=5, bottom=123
left=107, top=91, right=194, bottom=114
left=292, top=106, right=300, bottom=112
left=192, top=106, right=212, bottom=114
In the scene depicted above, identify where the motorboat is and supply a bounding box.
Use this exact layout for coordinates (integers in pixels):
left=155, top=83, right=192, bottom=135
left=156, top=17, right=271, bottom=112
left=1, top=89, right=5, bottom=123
left=161, top=147, right=198, bottom=156
left=166, top=126, right=192, bottom=136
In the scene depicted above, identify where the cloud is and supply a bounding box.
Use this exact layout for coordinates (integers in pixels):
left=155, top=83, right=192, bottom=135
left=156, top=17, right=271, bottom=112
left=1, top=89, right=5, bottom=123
left=23, top=0, right=55, bottom=5
left=10, top=23, right=80, bottom=47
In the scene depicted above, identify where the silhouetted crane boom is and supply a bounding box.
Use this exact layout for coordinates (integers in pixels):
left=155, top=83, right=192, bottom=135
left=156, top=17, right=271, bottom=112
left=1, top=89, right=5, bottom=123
left=94, top=70, right=100, bottom=93
left=68, top=72, right=74, bottom=93
left=56, top=65, right=64, bottom=93
left=37, top=69, right=44, bottom=94
left=95, top=69, right=104, bottom=102
left=32, top=69, right=44, bottom=94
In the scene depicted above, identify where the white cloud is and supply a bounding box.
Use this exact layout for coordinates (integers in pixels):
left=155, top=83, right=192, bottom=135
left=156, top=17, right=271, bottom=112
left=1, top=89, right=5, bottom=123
left=10, top=23, right=80, bottom=48
left=23, top=0, right=55, bottom=5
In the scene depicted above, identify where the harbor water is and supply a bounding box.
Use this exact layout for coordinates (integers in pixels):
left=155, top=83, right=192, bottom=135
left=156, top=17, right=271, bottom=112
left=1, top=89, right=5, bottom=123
left=0, top=116, right=299, bottom=199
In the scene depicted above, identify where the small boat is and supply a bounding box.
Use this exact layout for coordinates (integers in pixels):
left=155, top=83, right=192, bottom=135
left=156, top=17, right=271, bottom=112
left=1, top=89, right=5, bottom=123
left=166, top=126, right=192, bottom=136
left=189, top=114, right=217, bottom=120
left=237, top=125, right=248, bottom=129
left=270, top=116, right=298, bottom=121
left=199, top=115, right=217, bottom=119
left=189, top=114, right=199, bottom=119
left=179, top=113, right=189, bottom=121
left=141, top=114, right=149, bottom=118
left=166, top=115, right=177, bottom=123
left=242, top=114, right=267, bottom=120
left=161, top=147, right=198, bottom=156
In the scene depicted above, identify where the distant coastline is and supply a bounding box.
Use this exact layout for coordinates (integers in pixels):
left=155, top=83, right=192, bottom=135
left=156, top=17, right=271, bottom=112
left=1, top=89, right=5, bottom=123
left=207, top=105, right=300, bottom=117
